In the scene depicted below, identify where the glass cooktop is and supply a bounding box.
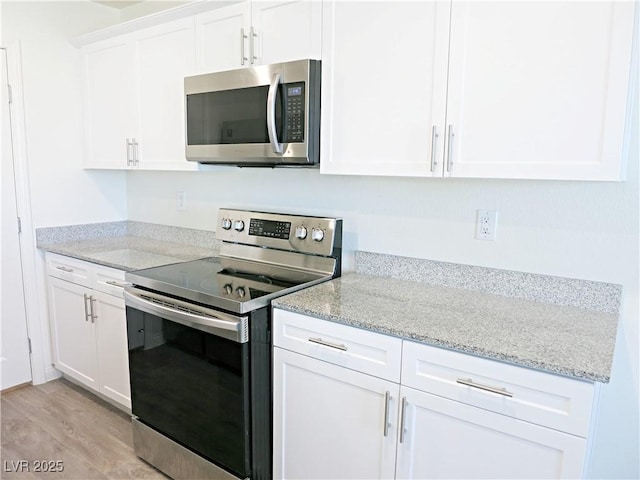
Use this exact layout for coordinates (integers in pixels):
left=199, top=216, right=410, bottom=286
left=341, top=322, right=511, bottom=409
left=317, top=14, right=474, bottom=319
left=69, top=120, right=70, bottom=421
left=126, top=256, right=328, bottom=314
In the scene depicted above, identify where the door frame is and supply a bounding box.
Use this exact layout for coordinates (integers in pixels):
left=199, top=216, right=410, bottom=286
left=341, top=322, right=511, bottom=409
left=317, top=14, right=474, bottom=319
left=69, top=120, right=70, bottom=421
left=3, top=41, right=58, bottom=385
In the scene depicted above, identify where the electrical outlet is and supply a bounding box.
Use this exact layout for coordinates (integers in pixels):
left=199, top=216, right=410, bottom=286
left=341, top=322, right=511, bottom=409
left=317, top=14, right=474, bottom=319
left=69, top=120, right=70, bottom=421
left=177, top=191, right=187, bottom=211
left=476, top=210, right=498, bottom=241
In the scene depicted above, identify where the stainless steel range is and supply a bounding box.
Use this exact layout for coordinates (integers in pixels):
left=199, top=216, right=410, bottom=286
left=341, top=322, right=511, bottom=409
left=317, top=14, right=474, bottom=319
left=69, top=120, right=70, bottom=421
left=123, top=209, right=342, bottom=480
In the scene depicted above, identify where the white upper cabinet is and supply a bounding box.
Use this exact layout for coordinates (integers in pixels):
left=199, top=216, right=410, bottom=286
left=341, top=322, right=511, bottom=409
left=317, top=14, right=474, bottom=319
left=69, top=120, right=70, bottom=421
left=195, top=2, right=251, bottom=73
left=320, top=1, right=450, bottom=177
left=81, top=36, right=138, bottom=169
left=134, top=19, right=197, bottom=170
left=444, top=1, right=634, bottom=180
left=79, top=18, right=198, bottom=171
left=251, top=0, right=322, bottom=65
left=195, top=0, right=321, bottom=74
left=320, top=0, right=635, bottom=181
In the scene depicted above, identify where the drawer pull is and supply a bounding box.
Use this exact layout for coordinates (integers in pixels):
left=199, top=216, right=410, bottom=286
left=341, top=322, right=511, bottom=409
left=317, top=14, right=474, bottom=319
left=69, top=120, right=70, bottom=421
left=383, top=391, right=391, bottom=437
left=56, top=266, right=74, bottom=273
left=83, top=294, right=91, bottom=322
left=106, top=280, right=129, bottom=288
left=308, top=337, right=348, bottom=351
left=456, top=378, right=514, bottom=398
left=399, top=396, right=407, bottom=443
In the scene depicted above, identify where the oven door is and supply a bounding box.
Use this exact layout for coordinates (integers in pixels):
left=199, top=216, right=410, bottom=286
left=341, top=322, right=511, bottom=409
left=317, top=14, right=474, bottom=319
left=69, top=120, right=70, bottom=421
left=124, top=286, right=252, bottom=479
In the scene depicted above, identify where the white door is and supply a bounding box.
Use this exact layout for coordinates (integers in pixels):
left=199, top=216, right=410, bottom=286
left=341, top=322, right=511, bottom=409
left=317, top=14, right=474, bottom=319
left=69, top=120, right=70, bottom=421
left=134, top=18, right=197, bottom=171
left=273, top=347, right=399, bottom=479
left=80, top=35, right=137, bottom=168
left=395, top=386, right=587, bottom=479
left=320, top=1, right=450, bottom=176
left=251, top=0, right=322, bottom=65
left=445, top=1, right=634, bottom=180
left=47, top=278, right=98, bottom=389
left=93, top=290, right=131, bottom=408
left=0, top=47, right=32, bottom=390
left=195, top=2, right=251, bottom=73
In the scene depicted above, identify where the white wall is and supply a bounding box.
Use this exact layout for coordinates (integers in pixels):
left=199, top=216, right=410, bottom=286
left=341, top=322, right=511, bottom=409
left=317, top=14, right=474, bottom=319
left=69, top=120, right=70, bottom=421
left=1, top=0, right=127, bottom=227
left=126, top=49, right=639, bottom=480
left=1, top=1, right=126, bottom=385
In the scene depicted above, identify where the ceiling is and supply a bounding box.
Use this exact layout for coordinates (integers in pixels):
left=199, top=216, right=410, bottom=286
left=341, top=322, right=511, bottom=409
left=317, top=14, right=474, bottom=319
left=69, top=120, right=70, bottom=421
left=93, top=1, right=144, bottom=9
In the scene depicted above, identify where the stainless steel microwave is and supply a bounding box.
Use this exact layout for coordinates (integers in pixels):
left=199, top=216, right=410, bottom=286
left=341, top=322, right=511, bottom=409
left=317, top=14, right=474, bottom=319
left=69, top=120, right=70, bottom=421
left=184, top=59, right=320, bottom=166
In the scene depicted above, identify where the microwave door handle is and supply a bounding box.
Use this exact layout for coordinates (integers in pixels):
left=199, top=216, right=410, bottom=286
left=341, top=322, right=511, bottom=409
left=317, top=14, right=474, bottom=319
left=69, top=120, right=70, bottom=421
left=267, top=72, right=283, bottom=154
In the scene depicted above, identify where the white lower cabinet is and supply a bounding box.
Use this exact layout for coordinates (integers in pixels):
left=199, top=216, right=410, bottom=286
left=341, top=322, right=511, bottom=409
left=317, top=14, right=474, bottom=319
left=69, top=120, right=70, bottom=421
left=396, top=385, right=585, bottom=479
left=273, top=348, right=399, bottom=479
left=273, top=308, right=595, bottom=479
left=46, top=253, right=131, bottom=410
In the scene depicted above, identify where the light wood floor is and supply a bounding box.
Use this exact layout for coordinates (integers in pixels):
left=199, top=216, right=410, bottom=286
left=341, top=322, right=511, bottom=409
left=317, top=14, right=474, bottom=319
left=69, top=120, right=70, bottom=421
left=1, top=378, right=168, bottom=479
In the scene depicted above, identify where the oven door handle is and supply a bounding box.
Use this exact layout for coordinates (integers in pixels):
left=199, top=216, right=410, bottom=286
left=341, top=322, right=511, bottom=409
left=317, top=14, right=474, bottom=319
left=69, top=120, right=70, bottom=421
left=124, top=287, right=249, bottom=343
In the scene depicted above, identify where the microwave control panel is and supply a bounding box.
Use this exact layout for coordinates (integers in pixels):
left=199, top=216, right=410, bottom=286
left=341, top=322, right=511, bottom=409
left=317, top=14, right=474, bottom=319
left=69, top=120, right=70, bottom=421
left=283, top=82, right=305, bottom=143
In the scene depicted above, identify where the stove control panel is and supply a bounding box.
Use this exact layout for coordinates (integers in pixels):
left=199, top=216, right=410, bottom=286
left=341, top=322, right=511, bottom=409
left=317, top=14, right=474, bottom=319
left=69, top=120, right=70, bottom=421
left=217, top=208, right=342, bottom=257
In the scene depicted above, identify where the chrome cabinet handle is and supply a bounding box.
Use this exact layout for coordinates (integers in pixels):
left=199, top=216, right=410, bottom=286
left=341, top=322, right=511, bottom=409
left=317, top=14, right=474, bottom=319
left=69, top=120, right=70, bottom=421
left=133, top=138, right=139, bottom=166
left=126, top=138, right=132, bottom=166
left=307, top=337, right=348, bottom=351
left=90, top=296, right=97, bottom=323
left=83, top=293, right=91, bottom=322
left=456, top=378, right=514, bottom=397
left=249, top=26, right=257, bottom=64
left=383, top=391, right=391, bottom=437
left=267, top=72, right=283, bottom=154
left=56, top=266, right=73, bottom=273
left=430, top=125, right=438, bottom=173
left=240, top=28, right=248, bottom=65
left=399, top=396, right=407, bottom=443
left=105, top=280, right=129, bottom=288
left=446, top=124, right=454, bottom=173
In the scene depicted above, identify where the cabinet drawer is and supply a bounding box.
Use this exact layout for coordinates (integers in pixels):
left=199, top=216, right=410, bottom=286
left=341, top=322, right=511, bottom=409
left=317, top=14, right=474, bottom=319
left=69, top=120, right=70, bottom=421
left=401, top=341, right=595, bottom=437
left=273, top=309, right=402, bottom=382
left=93, top=266, right=127, bottom=298
left=46, top=252, right=92, bottom=288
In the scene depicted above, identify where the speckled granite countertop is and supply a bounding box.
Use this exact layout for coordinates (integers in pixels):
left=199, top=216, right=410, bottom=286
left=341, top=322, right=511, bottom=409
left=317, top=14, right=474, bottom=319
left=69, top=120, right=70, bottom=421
left=273, top=252, right=622, bottom=383
left=36, top=221, right=219, bottom=271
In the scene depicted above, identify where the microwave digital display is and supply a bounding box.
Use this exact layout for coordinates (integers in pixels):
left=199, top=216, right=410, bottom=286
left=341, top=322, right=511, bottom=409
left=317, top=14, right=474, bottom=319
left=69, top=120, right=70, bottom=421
left=288, top=86, right=302, bottom=96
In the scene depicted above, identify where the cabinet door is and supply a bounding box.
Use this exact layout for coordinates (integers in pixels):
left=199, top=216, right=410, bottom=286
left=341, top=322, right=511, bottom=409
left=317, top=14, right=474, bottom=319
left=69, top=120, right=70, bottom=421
left=80, top=36, right=137, bottom=169
left=445, top=1, right=634, bottom=180
left=195, top=2, right=251, bottom=73
left=251, top=0, right=322, bottom=65
left=396, top=386, right=587, bottom=479
left=93, top=290, right=131, bottom=409
left=47, top=277, right=98, bottom=389
left=320, top=1, right=449, bottom=176
left=134, top=18, right=197, bottom=171
left=273, top=347, right=399, bottom=479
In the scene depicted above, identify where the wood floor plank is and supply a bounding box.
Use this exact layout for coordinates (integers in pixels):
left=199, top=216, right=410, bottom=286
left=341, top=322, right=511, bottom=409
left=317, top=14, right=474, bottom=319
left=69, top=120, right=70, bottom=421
left=1, top=380, right=168, bottom=480
left=1, top=398, right=39, bottom=446
left=1, top=428, right=107, bottom=479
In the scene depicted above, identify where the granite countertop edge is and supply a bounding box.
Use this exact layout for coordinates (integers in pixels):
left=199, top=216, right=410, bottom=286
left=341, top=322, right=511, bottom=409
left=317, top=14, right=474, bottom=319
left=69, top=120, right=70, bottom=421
left=272, top=269, right=620, bottom=384
left=273, top=299, right=609, bottom=383
left=36, top=221, right=219, bottom=271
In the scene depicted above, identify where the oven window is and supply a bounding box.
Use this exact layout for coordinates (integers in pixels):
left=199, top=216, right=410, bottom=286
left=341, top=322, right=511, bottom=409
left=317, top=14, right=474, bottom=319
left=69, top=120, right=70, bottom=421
left=186, top=85, right=283, bottom=146
left=126, top=307, right=251, bottom=478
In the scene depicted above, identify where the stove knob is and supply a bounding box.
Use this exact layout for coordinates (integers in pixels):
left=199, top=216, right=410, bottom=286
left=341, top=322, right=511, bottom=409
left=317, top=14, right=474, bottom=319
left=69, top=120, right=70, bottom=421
left=221, top=218, right=232, bottom=230
left=233, top=220, right=245, bottom=232
left=236, top=286, right=246, bottom=298
left=295, top=225, right=308, bottom=239
left=223, top=284, right=233, bottom=295
left=311, top=228, right=325, bottom=242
